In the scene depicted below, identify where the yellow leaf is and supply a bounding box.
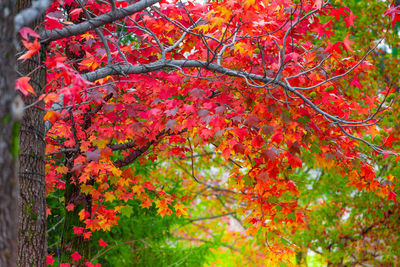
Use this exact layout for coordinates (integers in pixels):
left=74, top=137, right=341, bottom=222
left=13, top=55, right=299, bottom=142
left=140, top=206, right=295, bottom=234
left=119, top=178, right=130, bottom=187
left=43, top=93, right=60, bottom=104
left=92, top=138, right=108, bottom=149
left=245, top=0, right=255, bottom=8
left=174, top=203, right=188, bottom=217
left=78, top=209, right=86, bottom=221
left=43, top=110, right=60, bottom=125
left=234, top=43, right=247, bottom=56
left=104, top=192, right=115, bottom=202
left=55, top=166, right=68, bottom=174
left=132, top=185, right=144, bottom=196
left=81, top=184, right=93, bottom=194
left=114, top=206, right=124, bottom=212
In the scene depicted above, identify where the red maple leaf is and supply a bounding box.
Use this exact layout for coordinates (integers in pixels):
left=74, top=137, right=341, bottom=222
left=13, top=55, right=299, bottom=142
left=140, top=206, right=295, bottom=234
left=73, top=226, right=84, bottom=236
left=244, top=115, right=261, bottom=128
left=388, top=190, right=397, bottom=202
left=350, top=75, right=362, bottom=88
left=71, top=251, right=81, bottom=263
left=18, top=39, right=40, bottom=61
left=233, top=143, right=246, bottom=154
left=70, top=8, right=83, bottom=21
left=19, top=27, right=40, bottom=41
left=83, top=231, right=92, bottom=239
left=45, top=15, right=63, bottom=30
left=15, top=77, right=36, bottom=97
left=141, top=198, right=153, bottom=209
left=343, top=34, right=354, bottom=52
left=383, top=133, right=399, bottom=148
left=343, top=11, right=357, bottom=28
left=328, top=7, right=348, bottom=21
left=312, top=20, right=335, bottom=38
left=66, top=203, right=75, bottom=211
left=99, top=238, right=108, bottom=248
left=385, top=3, right=400, bottom=27
left=46, top=254, right=55, bottom=266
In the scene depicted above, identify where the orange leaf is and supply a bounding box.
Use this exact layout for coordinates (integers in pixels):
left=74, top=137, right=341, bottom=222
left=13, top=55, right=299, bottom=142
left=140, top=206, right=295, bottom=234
left=156, top=199, right=172, bottom=217
left=43, top=110, right=61, bottom=125
left=46, top=207, right=51, bottom=218
left=15, top=77, right=36, bottom=97
left=66, top=203, right=75, bottom=211
left=78, top=209, right=87, bottom=221
left=42, top=93, right=60, bottom=106
left=141, top=198, right=153, bottom=209
left=174, top=203, right=188, bottom=217
left=18, top=38, right=40, bottom=61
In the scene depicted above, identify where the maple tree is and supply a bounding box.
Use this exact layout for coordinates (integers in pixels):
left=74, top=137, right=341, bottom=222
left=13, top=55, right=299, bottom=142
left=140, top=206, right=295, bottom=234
left=1, top=0, right=400, bottom=265
left=287, top=0, right=400, bottom=265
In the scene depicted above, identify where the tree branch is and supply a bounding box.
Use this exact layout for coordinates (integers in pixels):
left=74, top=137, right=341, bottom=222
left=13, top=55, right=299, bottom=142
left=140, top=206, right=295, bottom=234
left=40, top=0, right=160, bottom=42
left=81, top=58, right=397, bottom=155
left=14, top=0, right=50, bottom=31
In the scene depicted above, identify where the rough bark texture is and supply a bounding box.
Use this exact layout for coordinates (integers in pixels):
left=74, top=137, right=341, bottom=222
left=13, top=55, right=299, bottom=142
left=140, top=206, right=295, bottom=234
left=0, top=0, right=18, bottom=265
left=16, top=0, right=47, bottom=265
left=17, top=73, right=47, bottom=267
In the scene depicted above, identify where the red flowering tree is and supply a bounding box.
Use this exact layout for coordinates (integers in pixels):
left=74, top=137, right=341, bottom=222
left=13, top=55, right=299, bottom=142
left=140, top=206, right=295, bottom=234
left=4, top=0, right=399, bottom=265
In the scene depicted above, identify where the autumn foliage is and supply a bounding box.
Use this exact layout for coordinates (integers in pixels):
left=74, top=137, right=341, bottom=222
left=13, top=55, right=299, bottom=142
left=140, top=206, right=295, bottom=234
left=15, top=0, right=400, bottom=265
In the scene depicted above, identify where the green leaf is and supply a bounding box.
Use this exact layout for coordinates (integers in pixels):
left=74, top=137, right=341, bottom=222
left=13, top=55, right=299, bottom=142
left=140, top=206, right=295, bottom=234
left=266, top=231, right=276, bottom=240
left=280, top=237, right=289, bottom=245
left=393, top=46, right=398, bottom=58
left=121, top=206, right=133, bottom=218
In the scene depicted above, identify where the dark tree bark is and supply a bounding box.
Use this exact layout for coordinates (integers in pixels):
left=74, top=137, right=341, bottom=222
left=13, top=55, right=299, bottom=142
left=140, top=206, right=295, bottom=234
left=16, top=0, right=47, bottom=265
left=0, top=0, right=19, bottom=265
left=17, top=60, right=47, bottom=266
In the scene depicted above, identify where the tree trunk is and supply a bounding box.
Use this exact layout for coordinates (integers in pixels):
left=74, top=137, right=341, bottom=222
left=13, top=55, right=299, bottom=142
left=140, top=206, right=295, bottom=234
left=16, top=0, right=47, bottom=265
left=59, top=132, right=92, bottom=263
left=0, top=0, right=18, bottom=265
left=296, top=249, right=307, bottom=266
left=61, top=172, right=92, bottom=263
